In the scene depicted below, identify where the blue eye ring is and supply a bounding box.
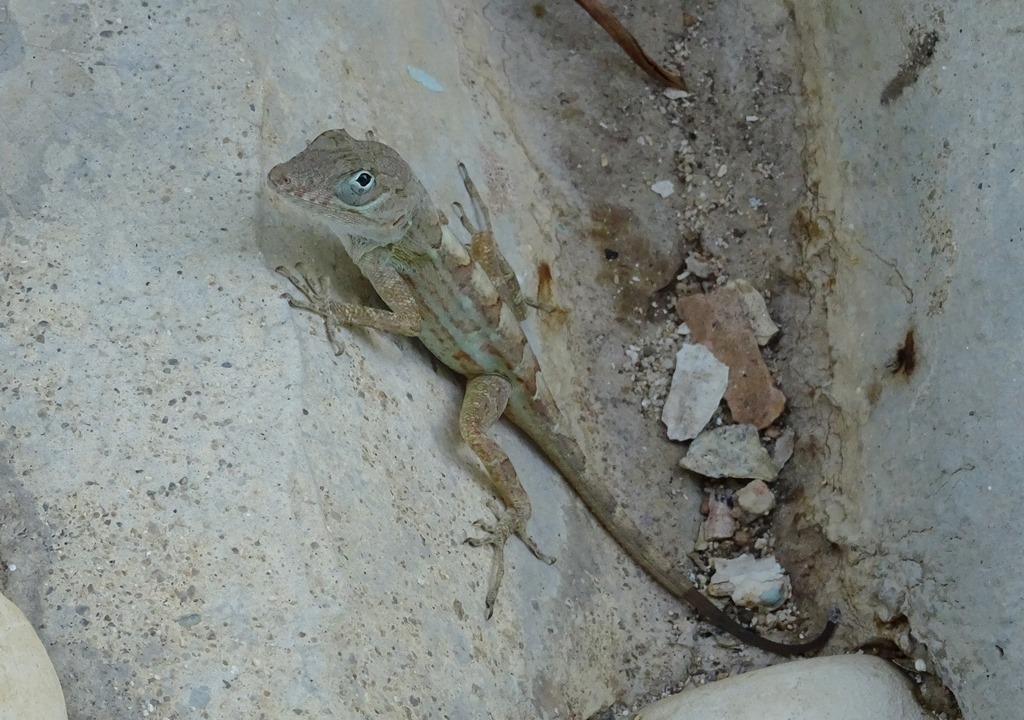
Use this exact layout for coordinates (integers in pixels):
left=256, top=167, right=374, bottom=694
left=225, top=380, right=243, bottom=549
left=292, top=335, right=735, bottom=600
left=336, top=170, right=375, bottom=205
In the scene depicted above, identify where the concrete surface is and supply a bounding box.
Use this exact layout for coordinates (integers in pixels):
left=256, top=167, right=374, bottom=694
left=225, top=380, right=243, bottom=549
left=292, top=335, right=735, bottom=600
left=0, top=1, right=711, bottom=718
left=792, top=1, right=1023, bottom=717
left=1, top=0, right=1015, bottom=717
left=0, top=592, right=67, bottom=720
left=633, top=655, right=929, bottom=720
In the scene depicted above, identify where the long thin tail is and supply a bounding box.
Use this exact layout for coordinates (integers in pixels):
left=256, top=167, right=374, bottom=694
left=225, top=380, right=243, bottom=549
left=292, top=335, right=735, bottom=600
left=538, top=430, right=838, bottom=655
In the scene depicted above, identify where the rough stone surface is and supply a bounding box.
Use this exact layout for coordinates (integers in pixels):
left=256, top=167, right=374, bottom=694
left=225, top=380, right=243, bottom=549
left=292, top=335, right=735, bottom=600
left=790, top=2, right=1024, bottom=716
left=633, top=655, right=931, bottom=720
left=0, top=1, right=815, bottom=717
left=708, top=554, right=789, bottom=609
left=771, top=428, right=795, bottom=470
left=680, top=425, right=778, bottom=481
left=661, top=344, right=729, bottom=441
left=702, top=495, right=736, bottom=539
left=725, top=279, right=779, bottom=346
left=0, top=594, right=67, bottom=720
left=677, top=288, right=786, bottom=428
left=735, top=480, right=776, bottom=515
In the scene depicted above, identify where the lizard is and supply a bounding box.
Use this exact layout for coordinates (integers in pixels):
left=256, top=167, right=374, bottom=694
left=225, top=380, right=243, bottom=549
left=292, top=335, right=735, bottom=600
left=267, top=128, right=838, bottom=655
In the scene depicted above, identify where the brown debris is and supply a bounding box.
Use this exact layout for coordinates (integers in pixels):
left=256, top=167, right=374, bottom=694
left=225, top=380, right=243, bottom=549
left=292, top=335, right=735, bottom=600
left=574, top=0, right=686, bottom=89
left=677, top=288, right=785, bottom=428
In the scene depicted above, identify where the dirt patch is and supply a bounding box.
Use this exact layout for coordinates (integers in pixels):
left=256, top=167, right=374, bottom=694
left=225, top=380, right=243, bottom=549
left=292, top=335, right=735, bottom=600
left=479, top=0, right=846, bottom=707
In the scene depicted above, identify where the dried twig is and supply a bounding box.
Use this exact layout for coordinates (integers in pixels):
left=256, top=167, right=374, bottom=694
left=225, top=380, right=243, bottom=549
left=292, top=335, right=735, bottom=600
left=574, top=0, right=685, bottom=89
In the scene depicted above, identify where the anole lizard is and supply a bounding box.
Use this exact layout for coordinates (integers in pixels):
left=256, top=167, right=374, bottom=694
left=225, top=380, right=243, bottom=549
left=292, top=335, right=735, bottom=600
left=268, top=129, right=838, bottom=655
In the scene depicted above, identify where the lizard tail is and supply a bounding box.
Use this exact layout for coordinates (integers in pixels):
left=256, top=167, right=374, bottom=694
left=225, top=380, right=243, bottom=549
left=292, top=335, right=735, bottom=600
left=537, top=430, right=838, bottom=656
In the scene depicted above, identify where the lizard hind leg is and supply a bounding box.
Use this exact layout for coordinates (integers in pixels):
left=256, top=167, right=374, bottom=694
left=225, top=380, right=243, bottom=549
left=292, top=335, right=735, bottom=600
left=460, top=374, right=555, bottom=618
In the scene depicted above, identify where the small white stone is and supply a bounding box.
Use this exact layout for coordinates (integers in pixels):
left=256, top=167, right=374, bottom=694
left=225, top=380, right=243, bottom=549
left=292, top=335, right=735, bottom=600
left=735, top=480, right=776, bottom=515
left=709, top=554, right=790, bottom=609
left=651, top=180, right=675, bottom=198
left=661, top=345, right=729, bottom=441
left=664, top=88, right=691, bottom=100
left=679, top=425, right=779, bottom=481
left=685, top=254, right=714, bottom=278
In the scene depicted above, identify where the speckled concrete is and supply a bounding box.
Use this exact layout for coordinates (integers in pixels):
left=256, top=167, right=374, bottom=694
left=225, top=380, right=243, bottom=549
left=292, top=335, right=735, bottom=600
left=0, top=1, right=701, bottom=717
left=792, top=2, right=1023, bottom=717
left=1, top=0, right=1010, bottom=718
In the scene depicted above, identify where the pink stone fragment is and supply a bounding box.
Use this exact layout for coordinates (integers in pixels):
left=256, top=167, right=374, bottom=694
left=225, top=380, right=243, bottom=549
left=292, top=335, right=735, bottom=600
left=677, top=288, right=785, bottom=428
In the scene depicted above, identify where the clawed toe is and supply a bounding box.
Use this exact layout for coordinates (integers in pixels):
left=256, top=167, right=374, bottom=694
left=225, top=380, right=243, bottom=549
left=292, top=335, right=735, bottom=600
left=276, top=264, right=345, bottom=354
left=464, top=501, right=556, bottom=617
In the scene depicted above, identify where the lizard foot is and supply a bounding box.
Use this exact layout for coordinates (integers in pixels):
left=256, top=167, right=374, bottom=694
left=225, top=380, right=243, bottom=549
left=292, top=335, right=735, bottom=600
left=276, top=263, right=346, bottom=355
left=465, top=499, right=555, bottom=618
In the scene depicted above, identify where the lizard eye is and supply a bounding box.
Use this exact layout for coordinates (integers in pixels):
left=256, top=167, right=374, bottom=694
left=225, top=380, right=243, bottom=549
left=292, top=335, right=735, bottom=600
left=335, top=170, right=376, bottom=205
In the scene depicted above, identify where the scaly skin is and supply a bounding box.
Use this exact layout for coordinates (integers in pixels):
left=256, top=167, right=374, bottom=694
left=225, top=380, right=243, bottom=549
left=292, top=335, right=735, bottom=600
left=268, top=129, right=838, bottom=655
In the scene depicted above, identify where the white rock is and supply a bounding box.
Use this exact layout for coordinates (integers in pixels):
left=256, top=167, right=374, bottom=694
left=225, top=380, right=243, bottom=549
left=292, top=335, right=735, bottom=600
left=708, top=554, right=790, bottom=609
left=651, top=180, right=675, bottom=198
left=685, top=253, right=714, bottom=278
left=663, top=88, right=691, bottom=100
left=735, top=480, right=776, bottom=515
left=0, top=593, right=68, bottom=720
left=679, top=424, right=778, bottom=481
left=726, top=279, right=779, bottom=345
left=630, top=655, right=932, bottom=720
left=661, top=345, right=729, bottom=441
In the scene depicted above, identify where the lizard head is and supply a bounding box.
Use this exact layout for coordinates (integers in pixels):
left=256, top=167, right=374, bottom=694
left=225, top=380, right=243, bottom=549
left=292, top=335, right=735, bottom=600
left=268, top=129, right=434, bottom=245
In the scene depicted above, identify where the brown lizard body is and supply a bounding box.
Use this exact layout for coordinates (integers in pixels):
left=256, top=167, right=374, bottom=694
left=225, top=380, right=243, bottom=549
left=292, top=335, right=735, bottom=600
left=268, top=129, right=837, bottom=655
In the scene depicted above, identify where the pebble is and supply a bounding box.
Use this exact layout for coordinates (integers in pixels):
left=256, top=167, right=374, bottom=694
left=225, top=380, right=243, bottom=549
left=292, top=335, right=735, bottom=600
left=725, top=279, right=779, bottom=346
left=735, top=480, right=776, bottom=515
left=651, top=180, right=675, bottom=198
left=703, top=495, right=737, bottom=539
left=771, top=428, right=795, bottom=470
left=679, top=424, right=778, bottom=481
left=708, top=554, right=790, bottom=609
left=661, top=344, right=729, bottom=441
left=677, top=288, right=786, bottom=428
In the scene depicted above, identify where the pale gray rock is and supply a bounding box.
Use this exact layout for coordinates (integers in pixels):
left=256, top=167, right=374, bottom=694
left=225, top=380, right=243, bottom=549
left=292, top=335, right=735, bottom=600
left=771, top=428, right=796, bottom=470
left=708, top=554, right=790, bottom=609
left=685, top=253, right=715, bottom=279
left=680, top=425, right=778, bottom=481
left=734, top=480, right=776, bottom=516
left=630, top=655, right=931, bottom=720
left=725, top=279, right=779, bottom=346
left=661, top=344, right=729, bottom=441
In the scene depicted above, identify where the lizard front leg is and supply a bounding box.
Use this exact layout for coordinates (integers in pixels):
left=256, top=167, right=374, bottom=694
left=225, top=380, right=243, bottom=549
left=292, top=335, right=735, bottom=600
left=451, top=164, right=527, bottom=322
left=276, top=254, right=421, bottom=354
left=460, top=374, right=556, bottom=618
